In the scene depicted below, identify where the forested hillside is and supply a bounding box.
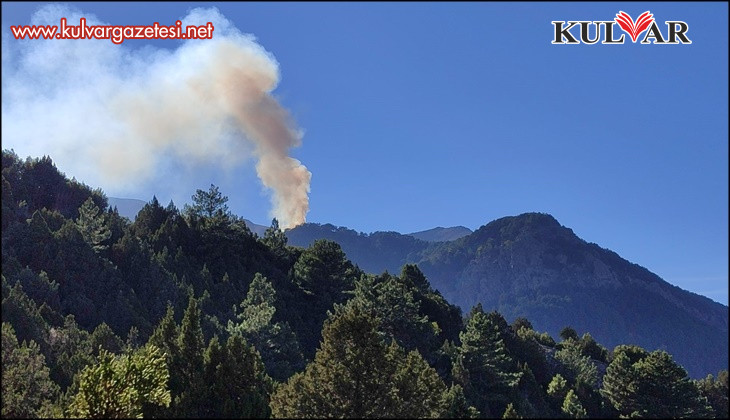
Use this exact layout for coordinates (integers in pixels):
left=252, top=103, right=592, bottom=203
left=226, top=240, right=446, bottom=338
left=286, top=216, right=728, bottom=379
left=2, top=151, right=728, bottom=418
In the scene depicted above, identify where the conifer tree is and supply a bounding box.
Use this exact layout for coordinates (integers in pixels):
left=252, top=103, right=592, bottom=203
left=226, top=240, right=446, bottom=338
left=270, top=304, right=448, bottom=418
left=75, top=197, right=111, bottom=252
left=440, top=384, right=480, bottom=418
left=601, top=346, right=713, bottom=418
left=228, top=273, right=304, bottom=382
left=547, top=373, right=569, bottom=408
left=696, top=371, right=729, bottom=418
left=502, top=402, right=520, bottom=418
left=203, top=334, right=273, bottom=418
left=262, top=218, right=288, bottom=255
left=452, top=305, right=522, bottom=417
left=174, top=295, right=205, bottom=416
left=1, top=323, right=59, bottom=418
left=562, top=389, right=587, bottom=418
left=67, top=345, right=170, bottom=418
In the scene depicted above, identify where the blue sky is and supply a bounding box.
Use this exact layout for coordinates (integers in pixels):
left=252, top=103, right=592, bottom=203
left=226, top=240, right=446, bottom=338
left=2, top=2, right=727, bottom=304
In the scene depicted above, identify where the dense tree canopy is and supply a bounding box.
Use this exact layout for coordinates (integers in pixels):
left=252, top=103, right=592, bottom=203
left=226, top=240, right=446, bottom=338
left=1, top=151, right=724, bottom=419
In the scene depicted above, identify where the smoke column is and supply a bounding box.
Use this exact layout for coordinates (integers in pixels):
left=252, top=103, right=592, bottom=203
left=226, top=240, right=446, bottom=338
left=1, top=6, right=311, bottom=228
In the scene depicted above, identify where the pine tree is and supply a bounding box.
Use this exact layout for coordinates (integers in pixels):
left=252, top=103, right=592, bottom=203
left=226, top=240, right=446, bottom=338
left=67, top=345, right=170, bottom=418
left=346, top=274, right=438, bottom=360
left=228, top=273, right=304, bottom=382
left=601, top=346, right=712, bottom=418
left=1, top=323, right=59, bottom=418
left=262, top=218, right=288, bottom=255
left=502, top=402, right=520, bottom=418
left=203, top=334, right=273, bottom=418
left=554, top=344, right=598, bottom=389
left=75, top=197, right=111, bottom=252
left=440, top=384, right=480, bottom=418
left=388, top=342, right=447, bottom=417
left=547, top=373, right=569, bottom=409
left=632, top=350, right=713, bottom=418
left=696, top=371, right=729, bottom=418
left=175, top=295, right=205, bottom=416
left=452, top=305, right=522, bottom=417
left=187, top=184, right=229, bottom=219
left=601, top=348, right=640, bottom=416
left=562, top=389, right=587, bottom=418
left=270, top=304, right=448, bottom=418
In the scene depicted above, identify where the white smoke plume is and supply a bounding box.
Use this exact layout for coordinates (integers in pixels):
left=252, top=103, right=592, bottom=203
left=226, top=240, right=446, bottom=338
left=1, top=6, right=311, bottom=228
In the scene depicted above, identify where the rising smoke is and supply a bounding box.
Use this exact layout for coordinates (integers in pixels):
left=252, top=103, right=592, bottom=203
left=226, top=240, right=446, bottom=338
left=1, top=6, right=311, bottom=228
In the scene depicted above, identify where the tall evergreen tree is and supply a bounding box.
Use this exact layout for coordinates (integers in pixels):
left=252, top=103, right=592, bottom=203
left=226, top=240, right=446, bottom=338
left=174, top=295, right=206, bottom=417
left=1, top=323, right=59, bottom=418
left=562, top=389, right=587, bottom=419
left=202, top=334, right=273, bottom=418
left=601, top=346, right=713, bottom=418
left=67, top=345, right=170, bottom=418
left=452, top=305, right=522, bottom=417
left=440, top=384, right=480, bottom=418
left=270, top=304, right=448, bottom=418
left=696, top=371, right=729, bottom=418
left=227, top=273, right=304, bottom=382
left=187, top=184, right=230, bottom=219
left=262, top=218, right=288, bottom=255
left=75, top=197, right=111, bottom=253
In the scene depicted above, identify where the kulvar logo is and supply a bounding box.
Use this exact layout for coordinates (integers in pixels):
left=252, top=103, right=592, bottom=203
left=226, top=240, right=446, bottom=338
left=552, top=11, right=691, bottom=44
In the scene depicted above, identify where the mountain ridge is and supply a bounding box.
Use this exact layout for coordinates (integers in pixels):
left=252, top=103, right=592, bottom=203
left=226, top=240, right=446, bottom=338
left=286, top=212, right=728, bottom=378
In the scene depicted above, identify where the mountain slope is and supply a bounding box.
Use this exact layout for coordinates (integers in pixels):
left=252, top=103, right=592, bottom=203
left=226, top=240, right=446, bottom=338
left=287, top=223, right=429, bottom=274
left=286, top=213, right=728, bottom=378
left=414, top=213, right=728, bottom=378
left=407, top=226, right=472, bottom=242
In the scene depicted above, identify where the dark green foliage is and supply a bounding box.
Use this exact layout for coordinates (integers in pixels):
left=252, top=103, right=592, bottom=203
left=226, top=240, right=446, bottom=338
left=2, top=322, right=59, bottom=418
left=89, top=322, right=124, bottom=355
left=560, top=326, right=579, bottom=342
left=186, top=184, right=230, bottom=219
left=290, top=239, right=361, bottom=357
left=601, top=346, right=713, bottom=418
left=452, top=305, right=522, bottom=417
left=227, top=273, right=304, bottom=382
left=270, top=304, right=448, bottom=418
left=67, top=345, right=170, bottom=418
left=75, top=197, right=111, bottom=253
left=262, top=218, right=288, bottom=259
left=2, top=151, right=727, bottom=419
left=562, top=389, right=587, bottom=418
left=202, top=334, right=273, bottom=418
left=174, top=295, right=206, bottom=416
left=48, top=315, right=95, bottom=390
left=1, top=277, right=50, bottom=358
left=554, top=344, right=598, bottom=389
left=345, top=273, right=440, bottom=363
left=696, top=371, right=729, bottom=418
left=441, top=384, right=480, bottom=418
left=547, top=373, right=569, bottom=408
left=502, top=402, right=520, bottom=418
left=512, top=317, right=533, bottom=332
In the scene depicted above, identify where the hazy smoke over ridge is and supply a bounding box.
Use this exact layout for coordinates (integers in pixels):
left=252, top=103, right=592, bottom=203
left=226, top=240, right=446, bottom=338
left=1, top=6, right=311, bottom=228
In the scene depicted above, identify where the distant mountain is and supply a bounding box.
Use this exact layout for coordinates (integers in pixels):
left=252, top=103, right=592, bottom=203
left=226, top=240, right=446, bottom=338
left=287, top=223, right=430, bottom=275
left=407, top=226, right=472, bottom=242
left=244, top=219, right=269, bottom=237
left=286, top=213, right=728, bottom=378
left=107, top=197, right=146, bottom=220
